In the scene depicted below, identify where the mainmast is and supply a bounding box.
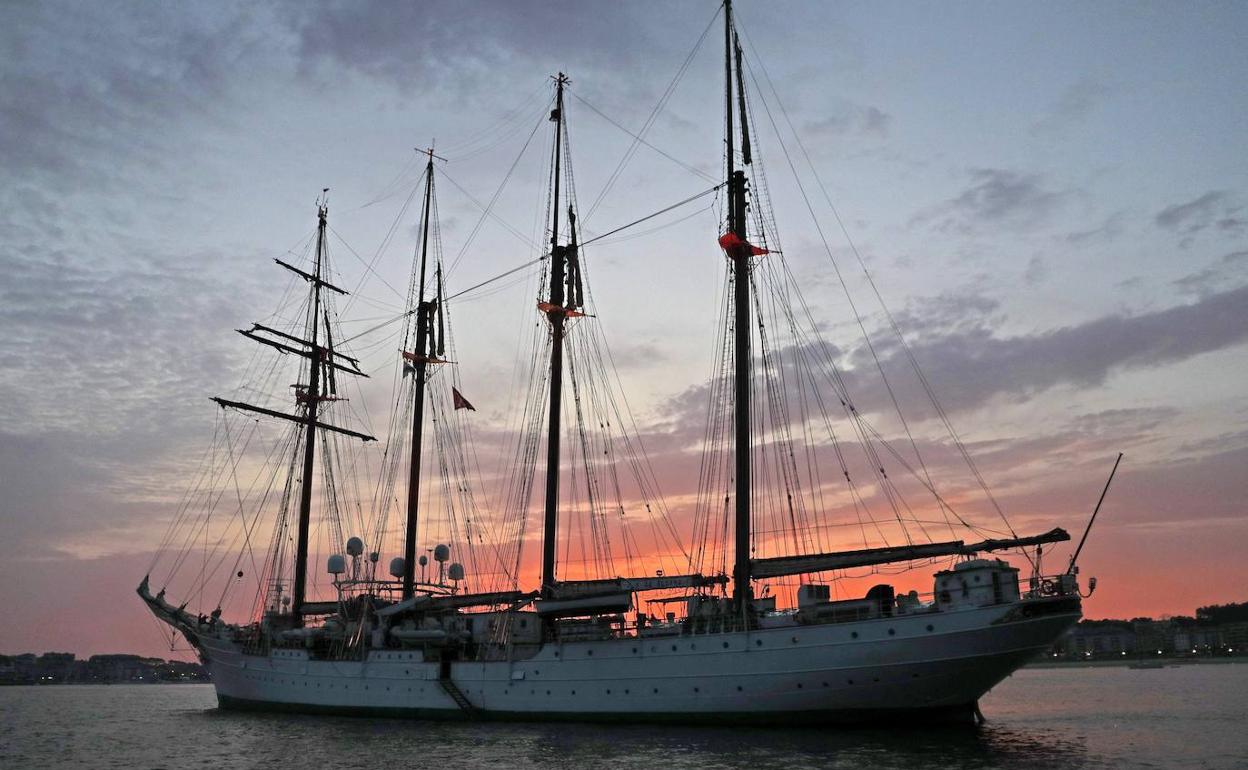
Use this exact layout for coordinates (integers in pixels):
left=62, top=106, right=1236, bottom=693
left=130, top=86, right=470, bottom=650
left=724, top=0, right=754, bottom=607
left=402, top=150, right=445, bottom=599
left=212, top=192, right=375, bottom=626
left=540, top=73, right=583, bottom=593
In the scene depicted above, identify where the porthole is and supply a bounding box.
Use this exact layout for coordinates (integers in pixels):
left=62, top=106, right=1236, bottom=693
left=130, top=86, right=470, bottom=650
left=847, top=679, right=854, bottom=685
left=737, top=685, right=743, bottom=692
left=792, top=636, right=799, bottom=644
left=851, top=632, right=859, bottom=639
left=888, top=629, right=895, bottom=636
left=822, top=682, right=829, bottom=688
left=606, top=689, right=612, bottom=695
left=926, top=625, right=934, bottom=632
left=755, top=639, right=762, bottom=647
left=694, top=687, right=700, bottom=693
left=624, top=689, right=630, bottom=694
left=653, top=688, right=659, bottom=694
left=796, top=683, right=803, bottom=689
left=722, top=642, right=729, bottom=649
left=586, top=650, right=592, bottom=656
left=671, top=644, right=677, bottom=651
left=632, top=647, right=638, bottom=654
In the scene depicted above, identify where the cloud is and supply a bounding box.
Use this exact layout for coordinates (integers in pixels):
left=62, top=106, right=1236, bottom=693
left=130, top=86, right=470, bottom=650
left=852, top=284, right=1248, bottom=416
left=0, top=244, right=263, bottom=438
left=0, top=3, right=274, bottom=197
left=644, top=283, right=1248, bottom=467
left=1031, top=78, right=1111, bottom=136
left=804, top=105, right=893, bottom=139
left=1063, top=210, right=1127, bottom=245
left=1155, top=191, right=1244, bottom=245
left=1156, top=191, right=1227, bottom=229
left=279, top=0, right=651, bottom=93
left=913, top=169, right=1068, bottom=233
left=954, top=170, right=1064, bottom=223
left=1172, top=250, right=1248, bottom=297
left=891, top=290, right=1002, bottom=335
left=0, top=431, right=174, bottom=560
left=608, top=341, right=669, bottom=370
left=1023, top=255, right=1048, bottom=286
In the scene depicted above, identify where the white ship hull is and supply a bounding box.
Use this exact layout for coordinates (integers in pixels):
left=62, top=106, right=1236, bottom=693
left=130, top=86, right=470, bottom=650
left=192, top=600, right=1076, bottom=724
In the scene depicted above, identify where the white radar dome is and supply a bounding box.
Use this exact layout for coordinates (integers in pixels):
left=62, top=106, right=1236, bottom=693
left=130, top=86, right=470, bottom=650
left=433, top=544, right=450, bottom=563
left=327, top=554, right=346, bottom=575
left=418, top=555, right=428, bottom=567
left=447, top=563, right=465, bottom=582
left=389, top=557, right=405, bottom=579
left=345, top=536, right=365, bottom=556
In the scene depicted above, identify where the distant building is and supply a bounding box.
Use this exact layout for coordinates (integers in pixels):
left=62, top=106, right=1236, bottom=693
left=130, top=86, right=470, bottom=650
left=34, top=653, right=76, bottom=683
left=1173, top=627, right=1220, bottom=654
left=1219, top=621, right=1248, bottom=651
left=0, top=653, right=206, bottom=684
left=1060, top=622, right=1136, bottom=658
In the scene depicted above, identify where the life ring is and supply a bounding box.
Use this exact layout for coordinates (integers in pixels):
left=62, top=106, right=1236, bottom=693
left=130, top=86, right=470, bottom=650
left=1039, top=579, right=1057, bottom=596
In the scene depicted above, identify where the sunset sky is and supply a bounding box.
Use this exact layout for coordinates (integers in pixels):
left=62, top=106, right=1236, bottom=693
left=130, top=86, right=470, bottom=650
left=3, top=1, right=1246, bottom=659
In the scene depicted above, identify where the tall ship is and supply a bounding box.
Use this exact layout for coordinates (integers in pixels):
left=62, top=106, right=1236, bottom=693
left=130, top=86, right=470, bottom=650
left=140, top=1, right=1086, bottom=724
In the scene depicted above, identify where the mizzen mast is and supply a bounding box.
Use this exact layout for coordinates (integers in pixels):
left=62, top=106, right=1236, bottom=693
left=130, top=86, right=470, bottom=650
left=723, top=0, right=755, bottom=607
left=540, top=73, right=585, bottom=593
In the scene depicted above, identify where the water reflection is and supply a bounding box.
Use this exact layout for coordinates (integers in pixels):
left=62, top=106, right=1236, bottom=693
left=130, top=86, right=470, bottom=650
left=6, top=665, right=1247, bottom=770
left=193, top=707, right=1094, bottom=770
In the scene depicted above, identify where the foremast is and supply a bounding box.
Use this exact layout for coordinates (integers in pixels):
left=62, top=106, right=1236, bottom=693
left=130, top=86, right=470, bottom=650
left=291, top=202, right=329, bottom=621
left=402, top=149, right=447, bottom=600
left=212, top=193, right=375, bottom=626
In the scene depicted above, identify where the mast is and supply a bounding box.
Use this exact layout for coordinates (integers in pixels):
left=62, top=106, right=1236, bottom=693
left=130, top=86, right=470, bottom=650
left=724, top=0, right=753, bottom=607
left=541, top=73, right=571, bottom=593
left=291, top=198, right=328, bottom=623
left=212, top=192, right=375, bottom=625
left=402, top=151, right=439, bottom=599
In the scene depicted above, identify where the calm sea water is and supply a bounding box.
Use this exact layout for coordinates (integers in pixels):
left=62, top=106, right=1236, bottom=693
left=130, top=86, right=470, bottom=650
left=1, top=665, right=1246, bottom=769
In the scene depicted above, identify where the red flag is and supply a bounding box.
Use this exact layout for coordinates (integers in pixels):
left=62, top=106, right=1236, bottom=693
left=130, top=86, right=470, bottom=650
left=718, top=232, right=770, bottom=256
left=452, top=387, right=476, bottom=411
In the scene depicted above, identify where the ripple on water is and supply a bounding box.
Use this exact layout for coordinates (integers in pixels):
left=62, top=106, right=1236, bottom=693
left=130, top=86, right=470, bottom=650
left=1, top=665, right=1246, bottom=769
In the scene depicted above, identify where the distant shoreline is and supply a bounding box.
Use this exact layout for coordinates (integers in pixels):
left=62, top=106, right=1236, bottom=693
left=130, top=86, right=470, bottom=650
left=0, top=681, right=210, bottom=687
left=1027, top=657, right=1242, bottom=669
